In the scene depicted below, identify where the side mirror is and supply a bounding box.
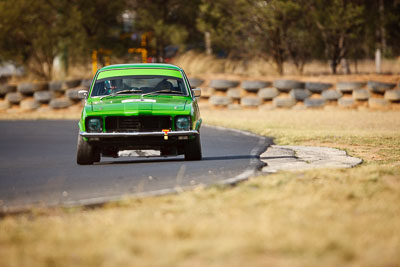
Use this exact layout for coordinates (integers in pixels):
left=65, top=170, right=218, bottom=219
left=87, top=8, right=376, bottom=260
left=192, top=88, right=201, bottom=98
left=78, top=90, right=88, bottom=99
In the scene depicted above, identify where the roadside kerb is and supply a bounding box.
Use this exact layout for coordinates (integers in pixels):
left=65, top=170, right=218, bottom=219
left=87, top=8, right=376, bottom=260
left=261, top=145, right=362, bottom=173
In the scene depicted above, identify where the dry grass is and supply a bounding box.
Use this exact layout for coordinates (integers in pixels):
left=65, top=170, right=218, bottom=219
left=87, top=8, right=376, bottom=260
left=173, top=51, right=400, bottom=79
left=201, top=108, right=400, bottom=165
left=0, top=109, right=400, bottom=267
left=6, top=51, right=400, bottom=84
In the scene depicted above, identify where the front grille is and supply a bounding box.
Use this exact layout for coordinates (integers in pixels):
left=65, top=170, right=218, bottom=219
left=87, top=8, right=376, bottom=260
left=105, top=116, right=171, bottom=132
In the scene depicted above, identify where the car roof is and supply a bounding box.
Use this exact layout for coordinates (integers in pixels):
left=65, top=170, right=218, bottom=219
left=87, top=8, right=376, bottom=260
left=99, top=63, right=183, bottom=72
left=96, top=64, right=185, bottom=80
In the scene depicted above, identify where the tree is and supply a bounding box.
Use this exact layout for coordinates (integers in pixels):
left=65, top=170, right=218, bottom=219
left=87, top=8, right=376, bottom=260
left=0, top=0, right=126, bottom=79
left=250, top=0, right=315, bottom=74
left=0, top=0, right=66, bottom=79
left=197, top=0, right=249, bottom=57
left=310, top=0, right=364, bottom=74
left=282, top=1, right=316, bottom=74
left=64, top=0, right=126, bottom=58
left=198, top=0, right=315, bottom=75
left=127, top=0, right=202, bottom=62
left=385, top=1, right=400, bottom=56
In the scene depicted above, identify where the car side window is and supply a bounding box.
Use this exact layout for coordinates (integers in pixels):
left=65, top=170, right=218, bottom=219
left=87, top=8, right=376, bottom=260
left=167, top=79, right=177, bottom=88
left=180, top=70, right=193, bottom=97
left=166, top=79, right=181, bottom=92
left=92, top=81, right=106, bottom=96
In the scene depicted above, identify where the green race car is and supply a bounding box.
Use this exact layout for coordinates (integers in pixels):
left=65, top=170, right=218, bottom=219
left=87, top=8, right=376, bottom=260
left=76, top=63, right=202, bottom=165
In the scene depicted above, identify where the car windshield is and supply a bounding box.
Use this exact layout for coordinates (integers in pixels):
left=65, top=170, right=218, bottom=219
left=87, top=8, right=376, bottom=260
left=90, top=75, right=188, bottom=97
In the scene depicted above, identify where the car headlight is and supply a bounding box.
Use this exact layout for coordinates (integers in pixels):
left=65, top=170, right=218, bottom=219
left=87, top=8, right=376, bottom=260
left=175, top=116, right=191, bottom=131
left=86, top=117, right=102, bottom=132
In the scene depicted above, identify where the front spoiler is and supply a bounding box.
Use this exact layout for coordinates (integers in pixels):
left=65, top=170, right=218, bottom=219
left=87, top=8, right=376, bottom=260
left=80, top=130, right=199, bottom=138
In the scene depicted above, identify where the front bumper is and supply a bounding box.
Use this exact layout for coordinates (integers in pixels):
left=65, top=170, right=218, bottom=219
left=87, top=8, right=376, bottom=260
left=80, top=130, right=199, bottom=138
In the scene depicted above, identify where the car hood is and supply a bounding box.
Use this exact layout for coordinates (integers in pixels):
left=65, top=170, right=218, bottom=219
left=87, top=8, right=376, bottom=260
left=90, top=97, right=188, bottom=114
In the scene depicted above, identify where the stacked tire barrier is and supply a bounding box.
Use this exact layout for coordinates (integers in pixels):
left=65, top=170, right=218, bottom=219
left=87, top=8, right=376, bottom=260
left=192, top=78, right=400, bottom=110
left=0, top=77, right=399, bottom=112
left=0, top=79, right=92, bottom=111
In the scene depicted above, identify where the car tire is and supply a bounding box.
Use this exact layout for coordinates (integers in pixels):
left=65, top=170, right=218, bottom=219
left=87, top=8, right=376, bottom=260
left=20, top=99, right=40, bottom=111
left=49, top=81, right=63, bottom=92
left=66, top=88, right=82, bottom=101
left=0, top=100, right=10, bottom=110
left=258, top=87, right=279, bottom=100
left=49, top=98, right=73, bottom=109
left=338, top=97, right=356, bottom=108
left=64, top=79, right=81, bottom=89
left=184, top=134, right=202, bottom=161
left=352, top=89, right=370, bottom=100
left=367, top=81, right=396, bottom=94
left=241, top=81, right=271, bottom=92
left=5, top=92, right=24, bottom=105
left=188, top=78, right=204, bottom=89
left=273, top=79, right=305, bottom=92
left=34, top=91, right=53, bottom=103
left=81, top=79, right=92, bottom=89
left=290, top=89, right=311, bottom=101
left=210, top=79, right=239, bottom=90
left=17, top=82, right=48, bottom=96
left=76, top=135, right=98, bottom=165
left=17, top=83, right=36, bottom=95
left=227, top=88, right=241, bottom=99
left=273, top=97, right=296, bottom=108
left=384, top=89, right=400, bottom=101
left=200, top=87, right=214, bottom=99
left=336, top=82, right=365, bottom=93
left=241, top=96, right=262, bottom=107
left=0, top=84, right=17, bottom=96
left=305, top=82, right=333, bottom=93
left=94, top=149, right=101, bottom=163
left=209, top=95, right=231, bottom=106
left=322, top=90, right=343, bottom=101
left=304, top=98, right=325, bottom=108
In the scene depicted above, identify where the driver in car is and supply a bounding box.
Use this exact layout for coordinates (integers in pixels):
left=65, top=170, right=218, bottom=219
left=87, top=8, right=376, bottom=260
left=104, top=79, right=121, bottom=94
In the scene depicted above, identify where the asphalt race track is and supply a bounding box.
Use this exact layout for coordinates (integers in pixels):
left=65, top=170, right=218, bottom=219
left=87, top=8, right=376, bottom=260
left=0, top=121, right=272, bottom=210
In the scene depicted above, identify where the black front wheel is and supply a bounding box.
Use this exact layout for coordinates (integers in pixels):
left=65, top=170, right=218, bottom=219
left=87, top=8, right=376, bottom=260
left=184, top=134, right=202, bottom=161
left=76, top=135, right=100, bottom=165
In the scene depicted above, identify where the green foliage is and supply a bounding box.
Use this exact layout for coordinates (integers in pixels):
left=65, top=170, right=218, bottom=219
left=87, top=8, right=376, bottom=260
left=0, top=0, right=125, bottom=79
left=197, top=0, right=249, bottom=56
left=310, top=0, right=365, bottom=74
left=128, top=0, right=202, bottom=61
left=384, top=1, right=400, bottom=56
left=0, top=0, right=64, bottom=79
left=197, top=0, right=399, bottom=74
left=197, top=0, right=316, bottom=74
left=0, top=0, right=399, bottom=77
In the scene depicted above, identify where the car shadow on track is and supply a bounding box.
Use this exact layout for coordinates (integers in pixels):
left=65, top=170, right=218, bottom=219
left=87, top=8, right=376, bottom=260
left=202, top=155, right=258, bottom=161
left=260, top=156, right=296, bottom=160
left=95, top=155, right=258, bottom=165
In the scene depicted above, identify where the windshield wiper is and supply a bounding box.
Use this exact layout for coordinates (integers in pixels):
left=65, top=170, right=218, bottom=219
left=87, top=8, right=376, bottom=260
left=115, top=89, right=142, bottom=95
left=141, top=90, right=184, bottom=98
left=100, top=89, right=142, bottom=100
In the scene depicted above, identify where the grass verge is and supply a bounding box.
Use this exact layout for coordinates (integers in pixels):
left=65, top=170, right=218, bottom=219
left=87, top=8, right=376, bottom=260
left=1, top=109, right=399, bottom=267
